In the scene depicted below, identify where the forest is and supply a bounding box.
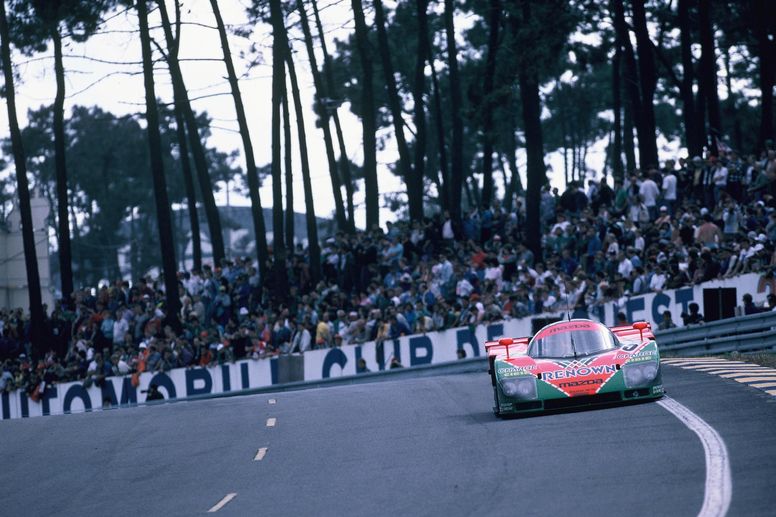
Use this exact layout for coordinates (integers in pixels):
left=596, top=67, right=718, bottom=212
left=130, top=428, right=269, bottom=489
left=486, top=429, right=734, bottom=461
left=0, top=0, right=774, bottom=349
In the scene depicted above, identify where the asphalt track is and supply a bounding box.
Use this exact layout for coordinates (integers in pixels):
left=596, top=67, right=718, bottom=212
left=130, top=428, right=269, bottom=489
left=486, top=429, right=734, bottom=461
left=1, top=364, right=775, bottom=517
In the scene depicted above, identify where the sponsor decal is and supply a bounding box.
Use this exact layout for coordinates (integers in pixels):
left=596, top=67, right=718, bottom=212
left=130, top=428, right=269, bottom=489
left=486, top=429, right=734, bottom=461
left=498, top=365, right=536, bottom=377
left=541, top=364, right=617, bottom=381
left=534, top=321, right=600, bottom=340
left=558, top=378, right=604, bottom=388
left=652, top=385, right=664, bottom=395
left=615, top=350, right=655, bottom=359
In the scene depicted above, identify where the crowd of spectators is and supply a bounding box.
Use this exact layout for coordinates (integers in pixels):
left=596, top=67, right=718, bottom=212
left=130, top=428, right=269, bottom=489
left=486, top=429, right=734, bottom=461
left=2, top=148, right=776, bottom=398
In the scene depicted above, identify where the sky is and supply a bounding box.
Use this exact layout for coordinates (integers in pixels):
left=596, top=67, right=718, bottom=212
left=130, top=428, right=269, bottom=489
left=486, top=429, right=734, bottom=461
left=0, top=0, right=684, bottom=231
left=1, top=0, right=403, bottom=229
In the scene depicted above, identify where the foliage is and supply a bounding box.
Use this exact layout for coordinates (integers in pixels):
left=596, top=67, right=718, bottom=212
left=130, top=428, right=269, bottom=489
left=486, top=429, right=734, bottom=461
left=2, top=104, right=239, bottom=286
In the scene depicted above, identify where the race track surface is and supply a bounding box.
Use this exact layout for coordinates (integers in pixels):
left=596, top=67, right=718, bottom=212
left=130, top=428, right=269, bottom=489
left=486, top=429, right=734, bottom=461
left=1, top=364, right=775, bottom=516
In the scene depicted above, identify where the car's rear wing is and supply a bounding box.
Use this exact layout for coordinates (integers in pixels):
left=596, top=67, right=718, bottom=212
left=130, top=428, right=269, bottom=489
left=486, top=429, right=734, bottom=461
left=485, top=337, right=530, bottom=383
left=610, top=321, right=654, bottom=342
left=485, top=337, right=530, bottom=359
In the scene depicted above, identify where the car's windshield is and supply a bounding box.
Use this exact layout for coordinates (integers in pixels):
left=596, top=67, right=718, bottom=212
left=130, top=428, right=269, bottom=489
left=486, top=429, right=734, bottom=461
left=528, top=321, right=617, bottom=358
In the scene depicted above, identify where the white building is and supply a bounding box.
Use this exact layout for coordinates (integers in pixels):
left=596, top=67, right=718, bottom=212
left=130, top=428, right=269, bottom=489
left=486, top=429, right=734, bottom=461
left=0, top=194, right=53, bottom=311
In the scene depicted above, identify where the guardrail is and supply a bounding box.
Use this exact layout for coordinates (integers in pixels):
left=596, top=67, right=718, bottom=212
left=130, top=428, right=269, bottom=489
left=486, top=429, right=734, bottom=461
left=654, top=310, right=776, bottom=356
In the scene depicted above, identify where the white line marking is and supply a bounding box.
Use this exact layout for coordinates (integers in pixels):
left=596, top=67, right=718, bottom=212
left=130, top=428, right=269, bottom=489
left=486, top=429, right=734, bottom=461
left=731, top=376, right=776, bottom=383
left=254, top=447, right=268, bottom=461
left=718, top=371, right=776, bottom=378
left=683, top=365, right=761, bottom=371
left=657, top=397, right=731, bottom=517
left=766, top=390, right=776, bottom=396
left=268, top=399, right=276, bottom=405
left=662, top=358, right=738, bottom=363
left=266, top=417, right=276, bottom=427
left=750, top=382, right=776, bottom=389
left=700, top=370, right=770, bottom=375
left=208, top=493, right=237, bottom=513
left=666, top=361, right=741, bottom=365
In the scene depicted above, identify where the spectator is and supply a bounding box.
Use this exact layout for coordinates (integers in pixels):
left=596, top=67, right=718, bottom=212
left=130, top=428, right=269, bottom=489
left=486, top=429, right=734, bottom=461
left=742, top=293, right=766, bottom=315
left=681, top=303, right=704, bottom=325
left=639, top=170, right=660, bottom=220
left=144, top=383, right=164, bottom=402
left=662, top=164, right=678, bottom=215
left=657, top=310, right=677, bottom=330
left=696, top=213, right=722, bottom=249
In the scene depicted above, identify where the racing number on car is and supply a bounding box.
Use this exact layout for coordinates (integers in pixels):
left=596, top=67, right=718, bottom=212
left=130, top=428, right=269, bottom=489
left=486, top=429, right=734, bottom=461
left=620, top=343, right=640, bottom=352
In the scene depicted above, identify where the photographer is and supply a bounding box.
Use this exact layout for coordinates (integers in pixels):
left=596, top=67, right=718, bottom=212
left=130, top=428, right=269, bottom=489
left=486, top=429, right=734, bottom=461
left=143, top=383, right=164, bottom=402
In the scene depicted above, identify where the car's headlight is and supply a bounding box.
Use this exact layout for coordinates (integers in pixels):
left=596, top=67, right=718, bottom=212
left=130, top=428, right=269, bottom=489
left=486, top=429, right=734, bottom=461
left=623, top=361, right=660, bottom=388
left=500, top=376, right=537, bottom=400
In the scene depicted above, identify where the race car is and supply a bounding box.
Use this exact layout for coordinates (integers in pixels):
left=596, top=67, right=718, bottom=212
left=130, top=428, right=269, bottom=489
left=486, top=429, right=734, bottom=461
left=486, top=319, right=663, bottom=417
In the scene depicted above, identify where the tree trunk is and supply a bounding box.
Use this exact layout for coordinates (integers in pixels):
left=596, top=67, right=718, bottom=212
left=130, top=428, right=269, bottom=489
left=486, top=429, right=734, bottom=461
left=164, top=1, right=201, bottom=271
left=754, top=0, right=775, bottom=151
left=311, top=0, right=355, bottom=230
left=0, top=0, right=45, bottom=356
left=503, top=99, right=522, bottom=211
left=296, top=0, right=349, bottom=232
left=721, top=44, right=742, bottom=152
left=172, top=91, right=201, bottom=271
left=137, top=0, right=180, bottom=328
left=70, top=193, right=81, bottom=283
left=352, top=0, right=379, bottom=228
left=678, top=0, right=700, bottom=157
left=373, top=0, right=419, bottom=220
left=51, top=27, right=74, bottom=307
left=269, top=0, right=288, bottom=299
left=411, top=0, right=429, bottom=219
left=285, top=35, right=321, bottom=285
left=698, top=0, right=720, bottom=155
left=611, top=23, right=624, bottom=181
left=157, top=0, right=225, bottom=268
left=429, top=40, right=449, bottom=211
left=208, top=0, right=269, bottom=269
left=480, top=0, right=501, bottom=208
left=444, top=0, right=464, bottom=221
left=613, top=0, right=645, bottom=170
left=506, top=145, right=522, bottom=207
left=282, top=81, right=295, bottom=250
left=514, top=1, right=544, bottom=260
left=631, top=0, right=658, bottom=169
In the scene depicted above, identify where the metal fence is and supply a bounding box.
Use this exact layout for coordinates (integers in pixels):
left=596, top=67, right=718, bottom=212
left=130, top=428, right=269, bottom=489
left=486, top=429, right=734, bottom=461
left=654, top=310, right=776, bottom=356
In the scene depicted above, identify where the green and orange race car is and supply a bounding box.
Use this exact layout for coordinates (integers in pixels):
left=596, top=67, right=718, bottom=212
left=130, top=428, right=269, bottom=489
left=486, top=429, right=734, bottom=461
left=486, top=319, right=663, bottom=417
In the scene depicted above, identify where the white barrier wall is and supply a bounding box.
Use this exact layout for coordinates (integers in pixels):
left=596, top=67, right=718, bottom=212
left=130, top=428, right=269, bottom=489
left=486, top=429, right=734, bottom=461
left=2, top=273, right=773, bottom=420
left=598, top=273, right=770, bottom=325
